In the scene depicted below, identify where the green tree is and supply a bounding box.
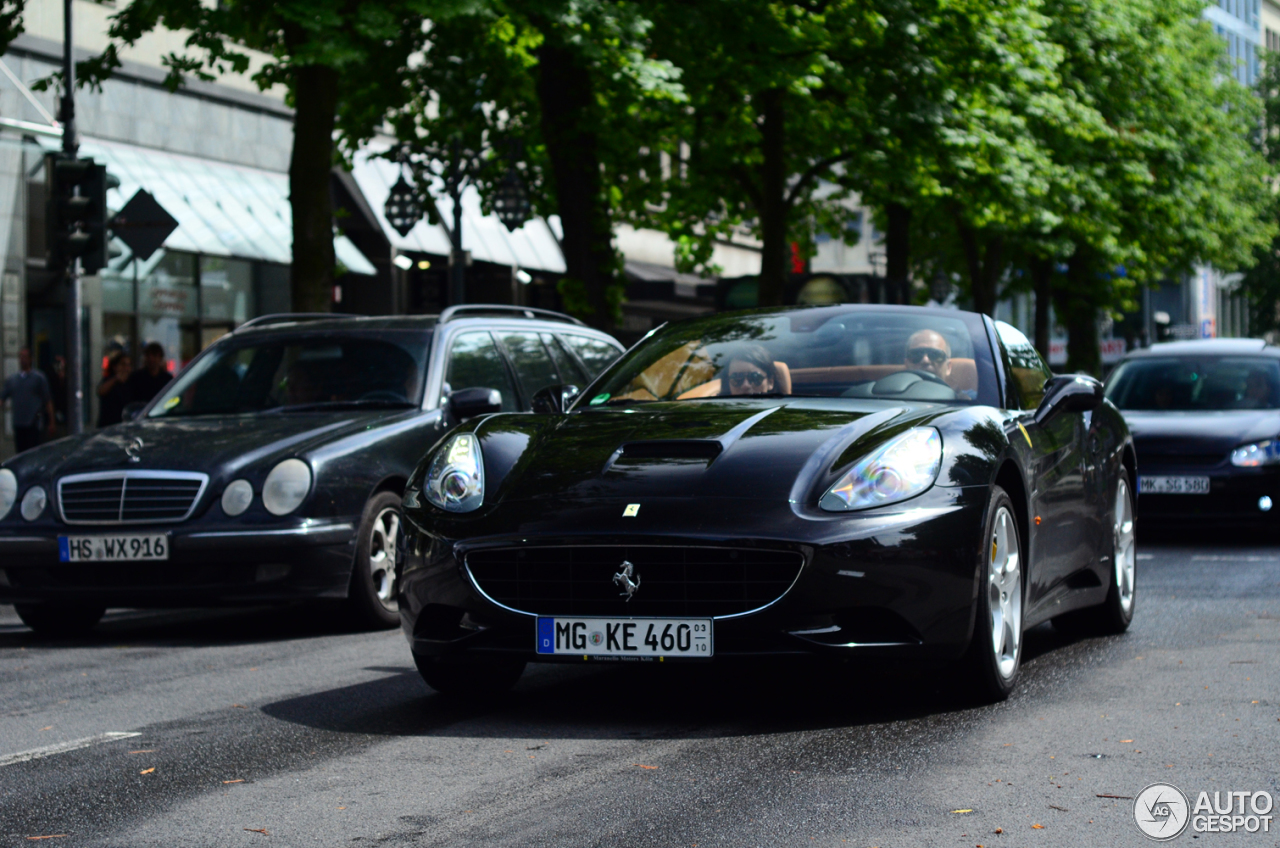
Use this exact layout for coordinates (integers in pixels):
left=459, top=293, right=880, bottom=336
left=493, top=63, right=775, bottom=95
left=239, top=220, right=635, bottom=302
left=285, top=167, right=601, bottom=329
left=0, top=0, right=23, bottom=56
left=1241, top=48, right=1280, bottom=336
left=392, top=2, right=681, bottom=328
left=52, top=0, right=467, bottom=313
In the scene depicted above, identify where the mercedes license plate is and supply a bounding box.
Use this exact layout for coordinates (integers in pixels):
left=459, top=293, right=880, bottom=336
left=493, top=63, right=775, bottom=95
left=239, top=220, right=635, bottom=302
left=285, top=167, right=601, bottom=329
left=1139, top=476, right=1210, bottom=495
left=58, top=533, right=169, bottom=562
left=536, top=617, right=713, bottom=659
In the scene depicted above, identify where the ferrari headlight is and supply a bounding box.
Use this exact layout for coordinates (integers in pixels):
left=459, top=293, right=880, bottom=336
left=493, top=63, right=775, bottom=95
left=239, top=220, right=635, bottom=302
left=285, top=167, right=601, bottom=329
left=0, top=469, right=16, bottom=521
left=21, top=486, right=47, bottom=521
left=820, top=427, right=942, bottom=512
left=262, top=459, right=312, bottom=516
left=424, top=433, right=484, bottom=513
left=1231, top=440, right=1280, bottom=467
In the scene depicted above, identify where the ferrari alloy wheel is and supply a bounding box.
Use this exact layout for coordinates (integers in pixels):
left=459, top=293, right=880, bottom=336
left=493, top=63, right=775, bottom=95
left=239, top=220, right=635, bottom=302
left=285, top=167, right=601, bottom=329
left=1055, top=475, right=1136, bottom=636
left=987, top=505, right=1023, bottom=680
left=1113, top=478, right=1136, bottom=619
left=344, top=491, right=403, bottom=630
left=963, top=486, right=1023, bottom=702
left=14, top=604, right=105, bottom=639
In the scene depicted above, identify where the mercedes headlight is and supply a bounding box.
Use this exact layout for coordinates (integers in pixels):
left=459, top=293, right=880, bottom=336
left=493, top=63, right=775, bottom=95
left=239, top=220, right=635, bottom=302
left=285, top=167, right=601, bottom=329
left=262, top=459, right=312, bottom=516
left=20, top=486, right=47, bottom=521
left=424, top=433, right=484, bottom=513
left=820, top=427, right=942, bottom=511
left=0, top=469, right=16, bottom=521
left=1231, top=440, right=1280, bottom=467
left=221, top=479, right=254, bottom=516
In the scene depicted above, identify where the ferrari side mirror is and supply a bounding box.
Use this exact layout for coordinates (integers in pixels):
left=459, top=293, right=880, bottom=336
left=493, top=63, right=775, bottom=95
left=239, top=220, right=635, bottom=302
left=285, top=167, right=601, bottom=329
left=448, top=387, right=503, bottom=421
left=531, top=384, right=581, bottom=414
left=121, top=402, right=147, bottom=422
left=1034, top=374, right=1103, bottom=425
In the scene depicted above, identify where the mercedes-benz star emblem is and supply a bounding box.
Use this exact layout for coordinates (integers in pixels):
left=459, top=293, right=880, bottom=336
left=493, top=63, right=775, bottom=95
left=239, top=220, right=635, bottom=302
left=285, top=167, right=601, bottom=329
left=613, top=560, right=640, bottom=601
left=124, top=437, right=144, bottom=463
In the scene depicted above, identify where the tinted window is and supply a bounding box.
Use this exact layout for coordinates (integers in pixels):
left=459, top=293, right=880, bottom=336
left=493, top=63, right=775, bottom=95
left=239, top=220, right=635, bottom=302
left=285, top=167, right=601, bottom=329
left=445, top=331, right=519, bottom=412
left=995, top=322, right=1054, bottom=409
left=562, top=334, right=621, bottom=378
left=148, top=332, right=428, bottom=418
left=498, top=331, right=563, bottom=401
left=1105, top=356, right=1280, bottom=410
left=543, top=332, right=589, bottom=384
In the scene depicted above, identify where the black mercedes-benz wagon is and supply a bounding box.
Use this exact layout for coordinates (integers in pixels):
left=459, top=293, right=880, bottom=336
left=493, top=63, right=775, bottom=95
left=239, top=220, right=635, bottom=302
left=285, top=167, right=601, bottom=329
left=0, top=306, right=623, bottom=636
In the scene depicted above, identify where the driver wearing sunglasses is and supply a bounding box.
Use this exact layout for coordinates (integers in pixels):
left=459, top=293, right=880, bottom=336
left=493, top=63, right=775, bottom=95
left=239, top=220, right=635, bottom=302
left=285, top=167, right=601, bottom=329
left=721, top=344, right=779, bottom=396
left=904, top=329, right=953, bottom=381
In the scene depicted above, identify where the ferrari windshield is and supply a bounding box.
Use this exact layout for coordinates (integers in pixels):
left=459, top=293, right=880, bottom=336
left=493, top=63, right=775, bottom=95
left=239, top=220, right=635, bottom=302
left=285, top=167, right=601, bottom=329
left=147, top=330, right=430, bottom=418
left=1105, top=356, right=1280, bottom=411
left=584, top=306, right=999, bottom=406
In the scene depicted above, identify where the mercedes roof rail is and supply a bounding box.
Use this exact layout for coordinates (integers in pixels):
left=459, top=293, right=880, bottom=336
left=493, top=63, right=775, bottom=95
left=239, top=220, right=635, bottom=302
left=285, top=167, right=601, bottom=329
left=438, top=304, right=585, bottom=326
left=235, top=313, right=362, bottom=332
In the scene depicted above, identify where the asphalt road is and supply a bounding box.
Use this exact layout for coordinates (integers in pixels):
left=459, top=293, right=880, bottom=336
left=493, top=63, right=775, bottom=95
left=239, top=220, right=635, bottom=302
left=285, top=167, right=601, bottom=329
left=0, top=536, right=1277, bottom=847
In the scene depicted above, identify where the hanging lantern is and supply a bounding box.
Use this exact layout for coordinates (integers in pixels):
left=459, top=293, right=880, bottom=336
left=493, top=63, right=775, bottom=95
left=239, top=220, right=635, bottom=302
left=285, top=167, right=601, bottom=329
left=384, top=173, right=424, bottom=237
left=492, top=166, right=531, bottom=233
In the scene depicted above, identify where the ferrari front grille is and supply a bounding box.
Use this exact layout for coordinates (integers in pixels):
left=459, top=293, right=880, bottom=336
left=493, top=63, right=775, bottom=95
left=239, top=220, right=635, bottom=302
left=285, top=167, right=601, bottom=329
left=465, top=545, right=805, bottom=618
left=58, top=471, right=208, bottom=524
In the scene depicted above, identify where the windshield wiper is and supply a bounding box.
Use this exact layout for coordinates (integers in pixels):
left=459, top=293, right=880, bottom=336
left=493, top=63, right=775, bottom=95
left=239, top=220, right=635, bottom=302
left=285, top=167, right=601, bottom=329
left=602, top=397, right=657, bottom=406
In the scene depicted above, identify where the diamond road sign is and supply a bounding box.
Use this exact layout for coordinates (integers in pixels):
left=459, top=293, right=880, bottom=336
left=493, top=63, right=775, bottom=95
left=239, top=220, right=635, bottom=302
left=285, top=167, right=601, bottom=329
left=110, top=190, right=179, bottom=262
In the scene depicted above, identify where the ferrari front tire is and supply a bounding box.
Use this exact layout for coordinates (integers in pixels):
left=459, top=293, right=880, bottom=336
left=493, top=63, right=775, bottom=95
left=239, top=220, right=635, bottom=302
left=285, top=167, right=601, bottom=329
left=962, top=486, right=1024, bottom=702
left=414, top=653, right=526, bottom=700
left=15, top=604, right=105, bottom=638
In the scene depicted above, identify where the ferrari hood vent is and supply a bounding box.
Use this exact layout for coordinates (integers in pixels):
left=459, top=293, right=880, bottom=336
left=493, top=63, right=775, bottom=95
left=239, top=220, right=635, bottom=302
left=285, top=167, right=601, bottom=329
left=618, top=440, right=723, bottom=461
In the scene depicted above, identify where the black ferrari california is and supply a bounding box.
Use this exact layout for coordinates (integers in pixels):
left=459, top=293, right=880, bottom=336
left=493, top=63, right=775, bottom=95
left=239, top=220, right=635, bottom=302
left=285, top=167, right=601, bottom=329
left=398, top=305, right=1137, bottom=701
left=1105, top=338, right=1280, bottom=526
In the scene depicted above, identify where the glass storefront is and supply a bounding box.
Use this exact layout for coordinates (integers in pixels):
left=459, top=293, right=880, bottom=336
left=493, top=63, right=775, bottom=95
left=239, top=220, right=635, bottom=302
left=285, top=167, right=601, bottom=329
left=100, top=250, right=287, bottom=372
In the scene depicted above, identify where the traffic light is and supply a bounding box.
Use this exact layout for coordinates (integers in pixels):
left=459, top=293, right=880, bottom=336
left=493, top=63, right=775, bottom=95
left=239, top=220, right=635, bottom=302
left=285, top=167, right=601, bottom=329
left=45, top=153, right=110, bottom=274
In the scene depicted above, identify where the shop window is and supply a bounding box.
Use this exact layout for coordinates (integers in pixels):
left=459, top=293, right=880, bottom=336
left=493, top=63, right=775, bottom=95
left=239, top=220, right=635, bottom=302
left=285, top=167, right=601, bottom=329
left=201, top=256, right=254, bottom=325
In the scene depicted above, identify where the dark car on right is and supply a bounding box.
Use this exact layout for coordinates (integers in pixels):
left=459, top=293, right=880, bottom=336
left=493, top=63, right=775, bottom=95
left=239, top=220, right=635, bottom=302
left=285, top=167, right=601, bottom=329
left=1104, top=338, right=1280, bottom=526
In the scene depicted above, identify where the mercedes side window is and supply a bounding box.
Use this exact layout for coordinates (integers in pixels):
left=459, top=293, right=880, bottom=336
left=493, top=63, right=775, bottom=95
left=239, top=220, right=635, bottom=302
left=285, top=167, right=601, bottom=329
left=542, top=333, right=589, bottom=385
left=995, top=321, right=1054, bottom=410
left=498, top=331, right=563, bottom=403
left=562, top=334, right=622, bottom=378
left=444, top=331, right=519, bottom=412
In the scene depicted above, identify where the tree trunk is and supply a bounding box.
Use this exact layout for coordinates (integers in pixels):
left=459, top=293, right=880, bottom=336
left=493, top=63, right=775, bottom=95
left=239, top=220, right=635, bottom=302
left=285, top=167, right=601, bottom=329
left=1031, top=257, right=1052, bottom=358
left=756, top=88, right=788, bottom=308
left=535, top=36, right=618, bottom=329
left=1056, top=257, right=1101, bottom=375
left=956, top=221, right=1003, bottom=316
left=885, top=202, right=911, bottom=304
left=289, top=64, right=339, bottom=313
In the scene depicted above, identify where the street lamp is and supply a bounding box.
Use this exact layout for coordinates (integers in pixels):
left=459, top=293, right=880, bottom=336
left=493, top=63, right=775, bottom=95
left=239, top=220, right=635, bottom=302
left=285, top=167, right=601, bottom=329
left=380, top=140, right=529, bottom=306
left=492, top=165, right=531, bottom=233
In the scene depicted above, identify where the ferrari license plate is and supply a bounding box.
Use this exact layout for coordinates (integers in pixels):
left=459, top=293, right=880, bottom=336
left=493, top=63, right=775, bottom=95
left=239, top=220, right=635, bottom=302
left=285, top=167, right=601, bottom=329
left=1139, top=476, right=1210, bottom=495
left=58, top=533, right=169, bottom=562
left=536, top=617, right=713, bottom=658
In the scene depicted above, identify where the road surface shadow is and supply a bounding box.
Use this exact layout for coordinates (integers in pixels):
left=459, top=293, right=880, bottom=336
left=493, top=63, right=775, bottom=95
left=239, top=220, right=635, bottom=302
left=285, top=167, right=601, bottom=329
left=0, top=602, right=382, bottom=648
left=258, top=620, right=1117, bottom=741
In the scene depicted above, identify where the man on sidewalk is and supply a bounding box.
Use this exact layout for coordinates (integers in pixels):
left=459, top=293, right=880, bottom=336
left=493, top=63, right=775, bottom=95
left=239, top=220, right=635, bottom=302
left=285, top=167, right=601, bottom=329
left=127, top=341, right=174, bottom=406
left=1, top=348, right=56, bottom=453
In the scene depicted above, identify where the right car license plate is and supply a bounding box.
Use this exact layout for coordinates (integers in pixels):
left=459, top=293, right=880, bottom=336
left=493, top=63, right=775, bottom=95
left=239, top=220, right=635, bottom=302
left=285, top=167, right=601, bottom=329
left=536, top=617, right=713, bottom=658
left=1139, top=476, right=1210, bottom=495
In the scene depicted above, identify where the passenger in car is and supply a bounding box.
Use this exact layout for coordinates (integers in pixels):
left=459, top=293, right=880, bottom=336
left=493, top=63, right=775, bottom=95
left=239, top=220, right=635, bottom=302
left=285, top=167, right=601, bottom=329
left=720, top=345, right=780, bottom=396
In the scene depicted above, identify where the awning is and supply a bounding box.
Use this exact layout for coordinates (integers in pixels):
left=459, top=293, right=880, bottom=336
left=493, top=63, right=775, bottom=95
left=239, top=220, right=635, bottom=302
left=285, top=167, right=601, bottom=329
left=350, top=144, right=566, bottom=274
left=77, top=137, right=377, bottom=275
